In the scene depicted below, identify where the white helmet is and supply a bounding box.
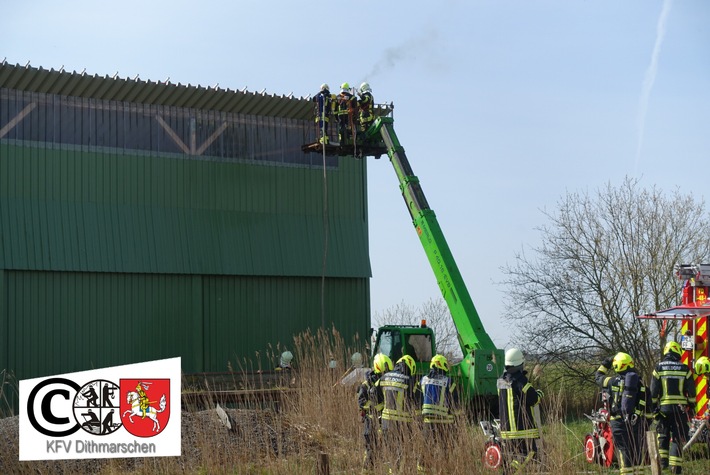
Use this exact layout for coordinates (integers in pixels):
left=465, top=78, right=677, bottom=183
left=359, top=82, right=371, bottom=93
left=320, top=83, right=329, bottom=92
left=280, top=351, right=293, bottom=367
left=505, top=348, right=524, bottom=367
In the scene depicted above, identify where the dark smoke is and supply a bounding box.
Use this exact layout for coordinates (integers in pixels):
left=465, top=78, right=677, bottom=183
left=361, top=28, right=441, bottom=83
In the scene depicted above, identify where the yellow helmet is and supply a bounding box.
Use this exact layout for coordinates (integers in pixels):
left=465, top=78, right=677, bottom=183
left=340, top=82, right=350, bottom=90
left=397, top=354, right=416, bottom=375
left=430, top=354, right=449, bottom=372
left=663, top=341, right=682, bottom=357
left=695, top=356, right=710, bottom=375
left=372, top=353, right=393, bottom=375
left=612, top=352, right=634, bottom=373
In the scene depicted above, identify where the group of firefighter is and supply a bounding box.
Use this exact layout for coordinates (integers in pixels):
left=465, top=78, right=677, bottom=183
left=313, top=81, right=374, bottom=145
left=595, top=344, right=710, bottom=474
left=356, top=347, right=542, bottom=473
left=356, top=344, right=710, bottom=474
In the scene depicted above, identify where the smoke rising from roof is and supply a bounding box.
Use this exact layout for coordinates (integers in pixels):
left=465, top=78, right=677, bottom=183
left=360, top=28, right=441, bottom=85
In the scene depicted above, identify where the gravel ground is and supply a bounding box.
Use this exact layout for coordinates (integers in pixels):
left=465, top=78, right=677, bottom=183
left=0, top=408, right=299, bottom=474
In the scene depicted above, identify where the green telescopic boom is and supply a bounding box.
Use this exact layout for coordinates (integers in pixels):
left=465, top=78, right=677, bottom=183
left=367, top=116, right=504, bottom=397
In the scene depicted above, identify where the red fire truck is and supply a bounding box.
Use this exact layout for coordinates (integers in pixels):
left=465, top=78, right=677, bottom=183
left=637, top=263, right=710, bottom=448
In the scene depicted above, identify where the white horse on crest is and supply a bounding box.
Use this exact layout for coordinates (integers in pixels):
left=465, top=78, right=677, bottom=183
left=122, top=391, right=167, bottom=432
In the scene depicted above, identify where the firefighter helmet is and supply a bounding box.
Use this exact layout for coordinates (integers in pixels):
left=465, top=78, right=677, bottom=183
left=663, top=341, right=682, bottom=357
left=612, top=352, right=634, bottom=372
left=397, top=354, right=416, bottom=376
left=320, top=83, right=329, bottom=92
left=430, top=354, right=449, bottom=372
left=505, top=348, right=525, bottom=367
left=340, top=82, right=350, bottom=91
left=372, top=353, right=393, bottom=375
left=359, top=82, right=371, bottom=93
left=695, top=356, right=710, bottom=375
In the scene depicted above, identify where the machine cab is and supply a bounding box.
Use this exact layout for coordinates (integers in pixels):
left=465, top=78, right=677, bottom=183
left=372, top=322, right=435, bottom=373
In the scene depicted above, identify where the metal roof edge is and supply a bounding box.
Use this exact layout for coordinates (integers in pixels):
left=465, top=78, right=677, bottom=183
left=0, top=61, right=316, bottom=120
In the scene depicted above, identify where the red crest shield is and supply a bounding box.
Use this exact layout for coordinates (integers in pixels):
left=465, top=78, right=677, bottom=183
left=119, top=379, right=170, bottom=437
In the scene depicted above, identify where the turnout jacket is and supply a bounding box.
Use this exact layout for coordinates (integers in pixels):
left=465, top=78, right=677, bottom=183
left=419, top=368, right=456, bottom=424
left=337, top=91, right=356, bottom=117
left=380, top=362, right=418, bottom=423
left=595, top=363, right=649, bottom=421
left=650, top=353, right=696, bottom=411
left=497, top=370, right=541, bottom=439
left=313, top=90, right=334, bottom=120
left=358, top=91, right=374, bottom=123
left=357, top=369, right=384, bottom=419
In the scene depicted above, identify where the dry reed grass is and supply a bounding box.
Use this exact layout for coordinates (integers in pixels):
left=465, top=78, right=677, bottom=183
left=1, top=327, right=709, bottom=474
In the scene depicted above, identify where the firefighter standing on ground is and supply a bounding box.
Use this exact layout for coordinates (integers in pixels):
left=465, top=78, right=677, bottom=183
left=595, top=352, right=647, bottom=474
left=417, top=354, right=457, bottom=471
left=313, top=83, right=334, bottom=144
left=357, top=353, right=393, bottom=469
left=497, top=348, right=543, bottom=472
left=651, top=341, right=696, bottom=474
left=380, top=354, right=418, bottom=472
left=275, top=350, right=295, bottom=387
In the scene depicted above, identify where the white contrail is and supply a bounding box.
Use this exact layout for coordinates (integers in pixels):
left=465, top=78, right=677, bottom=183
left=634, top=0, right=673, bottom=174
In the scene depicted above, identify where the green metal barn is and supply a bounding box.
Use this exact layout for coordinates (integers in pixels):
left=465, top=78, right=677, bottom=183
left=0, top=62, right=372, bottom=401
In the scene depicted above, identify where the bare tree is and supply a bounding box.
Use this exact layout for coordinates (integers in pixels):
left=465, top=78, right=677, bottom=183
left=501, top=177, right=710, bottom=382
left=373, top=297, right=463, bottom=361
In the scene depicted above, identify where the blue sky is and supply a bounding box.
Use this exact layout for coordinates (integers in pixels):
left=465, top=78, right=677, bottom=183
left=3, top=0, right=709, bottom=347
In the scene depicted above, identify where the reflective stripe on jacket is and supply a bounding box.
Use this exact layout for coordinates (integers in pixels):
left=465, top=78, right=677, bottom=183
left=380, top=370, right=415, bottom=422
left=420, top=371, right=455, bottom=424
left=497, top=370, right=540, bottom=439
left=651, top=355, right=696, bottom=409
left=596, top=366, right=648, bottom=421
left=357, top=369, right=384, bottom=417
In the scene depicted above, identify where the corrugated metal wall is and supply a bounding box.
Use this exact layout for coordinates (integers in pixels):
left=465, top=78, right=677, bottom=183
left=2, top=271, right=367, bottom=376
left=0, top=142, right=369, bottom=276
left=0, top=81, right=372, bottom=397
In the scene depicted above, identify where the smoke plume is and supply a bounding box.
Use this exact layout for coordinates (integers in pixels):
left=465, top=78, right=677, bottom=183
left=361, top=29, right=441, bottom=84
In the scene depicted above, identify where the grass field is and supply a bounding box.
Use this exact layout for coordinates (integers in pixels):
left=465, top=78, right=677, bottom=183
left=1, top=330, right=709, bottom=474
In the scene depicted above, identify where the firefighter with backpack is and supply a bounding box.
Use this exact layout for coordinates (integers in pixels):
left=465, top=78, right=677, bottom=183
left=595, top=352, right=649, bottom=474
